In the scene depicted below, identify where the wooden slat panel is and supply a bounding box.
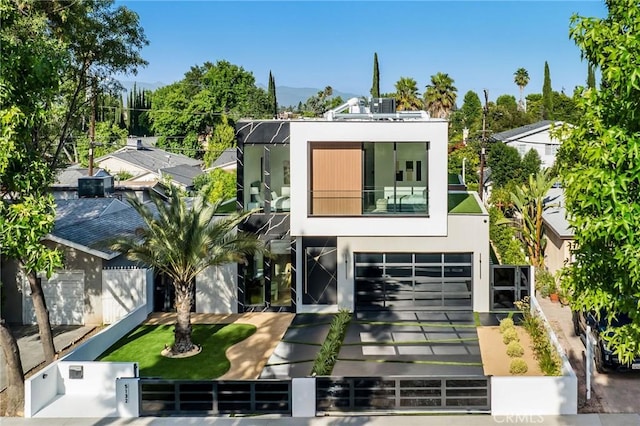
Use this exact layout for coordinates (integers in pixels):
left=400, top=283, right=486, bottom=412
left=311, top=143, right=362, bottom=215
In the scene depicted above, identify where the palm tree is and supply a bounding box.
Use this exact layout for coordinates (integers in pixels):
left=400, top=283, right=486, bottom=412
left=514, top=68, right=530, bottom=111
left=112, top=190, right=263, bottom=354
left=507, top=170, right=556, bottom=268
left=424, top=72, right=457, bottom=118
left=394, top=77, right=423, bottom=111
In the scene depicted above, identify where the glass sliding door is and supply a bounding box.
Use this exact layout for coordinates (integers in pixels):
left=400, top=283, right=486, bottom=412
left=269, top=240, right=292, bottom=307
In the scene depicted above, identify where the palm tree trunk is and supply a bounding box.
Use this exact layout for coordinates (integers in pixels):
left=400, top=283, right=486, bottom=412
left=173, top=280, right=195, bottom=353
left=25, top=266, right=56, bottom=363
left=1, top=318, right=25, bottom=416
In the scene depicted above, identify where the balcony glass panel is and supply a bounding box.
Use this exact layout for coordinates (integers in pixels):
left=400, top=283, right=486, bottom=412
left=243, top=145, right=265, bottom=211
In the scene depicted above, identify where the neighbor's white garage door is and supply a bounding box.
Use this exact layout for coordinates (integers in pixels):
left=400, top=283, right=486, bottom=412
left=22, top=271, right=85, bottom=325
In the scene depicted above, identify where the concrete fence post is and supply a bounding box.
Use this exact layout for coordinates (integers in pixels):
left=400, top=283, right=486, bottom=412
left=292, top=377, right=316, bottom=417
left=116, top=378, right=140, bottom=417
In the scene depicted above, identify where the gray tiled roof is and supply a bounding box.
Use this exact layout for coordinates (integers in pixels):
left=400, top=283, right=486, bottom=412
left=160, top=164, right=204, bottom=187
left=543, top=187, right=573, bottom=238
left=490, top=120, right=554, bottom=142
left=98, top=146, right=201, bottom=173
left=51, top=198, right=147, bottom=258
left=211, top=148, right=237, bottom=169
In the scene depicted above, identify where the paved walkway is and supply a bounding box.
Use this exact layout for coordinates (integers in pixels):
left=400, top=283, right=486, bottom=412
left=2, top=414, right=640, bottom=425
left=144, top=312, right=294, bottom=379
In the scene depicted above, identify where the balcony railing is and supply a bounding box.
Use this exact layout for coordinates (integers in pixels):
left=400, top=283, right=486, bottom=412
left=310, top=187, right=428, bottom=216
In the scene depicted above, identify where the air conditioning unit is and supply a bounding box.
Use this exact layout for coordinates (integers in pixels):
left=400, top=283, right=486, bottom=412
left=370, top=98, right=396, bottom=114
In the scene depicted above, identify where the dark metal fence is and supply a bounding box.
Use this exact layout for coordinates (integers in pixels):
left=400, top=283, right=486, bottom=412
left=316, top=376, right=490, bottom=413
left=139, top=379, right=291, bottom=416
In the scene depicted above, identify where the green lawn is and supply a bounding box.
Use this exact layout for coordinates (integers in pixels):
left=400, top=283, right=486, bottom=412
left=98, top=324, right=256, bottom=379
left=448, top=193, right=483, bottom=214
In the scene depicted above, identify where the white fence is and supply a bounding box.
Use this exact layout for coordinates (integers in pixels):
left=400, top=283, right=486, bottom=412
left=102, top=267, right=153, bottom=324
left=490, top=295, right=578, bottom=415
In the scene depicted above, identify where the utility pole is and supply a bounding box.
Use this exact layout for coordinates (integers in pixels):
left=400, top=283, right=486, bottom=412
left=88, top=78, right=97, bottom=177
left=479, top=89, right=489, bottom=201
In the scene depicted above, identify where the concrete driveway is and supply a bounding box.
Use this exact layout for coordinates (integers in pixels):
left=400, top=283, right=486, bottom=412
left=538, top=297, right=640, bottom=413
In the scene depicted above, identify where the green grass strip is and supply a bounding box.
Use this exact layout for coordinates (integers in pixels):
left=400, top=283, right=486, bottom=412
left=286, top=322, right=333, bottom=329
left=354, top=321, right=477, bottom=328
left=473, top=312, right=482, bottom=326
left=342, top=338, right=479, bottom=346
left=264, top=359, right=316, bottom=367
left=337, top=358, right=482, bottom=366
left=98, top=324, right=255, bottom=379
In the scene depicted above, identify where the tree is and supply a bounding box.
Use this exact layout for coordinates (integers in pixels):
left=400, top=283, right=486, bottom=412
left=542, top=61, right=553, bottom=120
left=1, top=0, right=146, bottom=414
left=303, top=86, right=337, bottom=116
left=489, top=206, right=526, bottom=265
left=521, top=148, right=542, bottom=179
left=587, top=63, right=596, bottom=89
left=112, top=191, right=262, bottom=354
left=203, top=115, right=235, bottom=167
left=194, top=168, right=237, bottom=203
left=458, top=90, right=483, bottom=134
left=267, top=70, right=277, bottom=118
left=507, top=170, right=555, bottom=268
left=424, top=72, right=457, bottom=118
left=370, top=52, right=380, bottom=98
left=559, top=0, right=640, bottom=365
left=393, top=77, right=422, bottom=111
left=514, top=68, right=530, bottom=111
left=487, top=142, right=523, bottom=187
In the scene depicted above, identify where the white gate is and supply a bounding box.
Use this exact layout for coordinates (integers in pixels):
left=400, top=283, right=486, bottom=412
left=102, top=267, right=151, bottom=324
left=22, top=270, right=85, bottom=325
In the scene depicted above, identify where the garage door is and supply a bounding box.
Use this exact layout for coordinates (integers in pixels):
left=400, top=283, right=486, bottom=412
left=355, top=253, right=472, bottom=311
left=23, top=271, right=85, bottom=325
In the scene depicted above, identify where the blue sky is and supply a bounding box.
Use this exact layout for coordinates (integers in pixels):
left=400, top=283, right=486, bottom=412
left=116, top=1, right=608, bottom=103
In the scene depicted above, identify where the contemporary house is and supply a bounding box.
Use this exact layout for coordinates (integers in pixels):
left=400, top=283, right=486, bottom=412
left=235, top=103, right=495, bottom=314
left=490, top=120, right=566, bottom=169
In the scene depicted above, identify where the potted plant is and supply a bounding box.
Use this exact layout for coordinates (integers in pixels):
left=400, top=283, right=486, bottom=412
left=535, top=269, right=558, bottom=302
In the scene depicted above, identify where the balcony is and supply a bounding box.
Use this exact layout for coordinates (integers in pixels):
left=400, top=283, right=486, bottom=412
left=310, top=186, right=429, bottom=216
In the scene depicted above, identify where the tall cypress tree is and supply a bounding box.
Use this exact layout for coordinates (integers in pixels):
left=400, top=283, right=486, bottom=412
left=587, top=63, right=596, bottom=89
left=370, top=52, right=380, bottom=98
left=267, top=71, right=277, bottom=118
left=542, top=61, right=553, bottom=120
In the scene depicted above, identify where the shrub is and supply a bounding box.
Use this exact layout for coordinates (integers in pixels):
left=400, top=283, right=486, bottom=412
left=311, top=309, right=352, bottom=376
left=499, top=318, right=515, bottom=333
left=502, top=327, right=519, bottom=344
left=506, top=341, right=525, bottom=357
left=515, top=297, right=562, bottom=376
left=509, top=358, right=528, bottom=375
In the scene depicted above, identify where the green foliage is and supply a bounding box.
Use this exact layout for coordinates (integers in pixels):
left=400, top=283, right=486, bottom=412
left=487, top=100, right=532, bottom=133
left=371, top=52, right=380, bottom=98
left=394, top=77, right=422, bottom=111
left=448, top=142, right=479, bottom=184
left=127, top=84, right=153, bottom=136
left=99, top=324, right=256, bottom=379
left=499, top=317, right=515, bottom=333
left=535, top=268, right=557, bottom=298
left=502, top=327, right=519, bottom=344
left=150, top=60, right=269, bottom=157
left=509, top=170, right=556, bottom=268
left=525, top=93, right=543, bottom=121
left=311, top=310, right=352, bottom=376
left=496, top=94, right=518, bottom=111
left=303, top=86, right=339, bottom=116
left=509, top=358, right=528, bottom=375
left=424, top=72, right=457, bottom=119
left=203, top=115, right=235, bottom=167
left=194, top=168, right=237, bottom=204
left=516, top=297, right=562, bottom=375
left=489, top=207, right=526, bottom=265
left=506, top=341, right=525, bottom=358
left=267, top=71, right=277, bottom=118
left=451, top=90, right=482, bottom=136
left=486, top=142, right=523, bottom=187
left=76, top=122, right=127, bottom=166
left=514, top=68, right=530, bottom=110
left=542, top=61, right=553, bottom=120
left=558, top=0, right=640, bottom=366
left=521, top=149, right=542, bottom=179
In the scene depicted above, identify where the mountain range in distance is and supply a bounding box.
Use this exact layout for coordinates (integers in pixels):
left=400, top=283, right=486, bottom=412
left=118, top=80, right=362, bottom=109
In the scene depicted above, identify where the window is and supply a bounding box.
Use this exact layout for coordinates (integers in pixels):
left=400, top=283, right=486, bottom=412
left=545, top=144, right=558, bottom=156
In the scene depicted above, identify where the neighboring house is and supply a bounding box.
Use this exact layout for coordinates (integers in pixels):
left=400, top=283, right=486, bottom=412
left=1, top=195, right=236, bottom=326
left=96, top=139, right=204, bottom=189
left=208, top=147, right=237, bottom=172
left=490, top=120, right=566, bottom=169
left=234, top=108, right=500, bottom=314
left=543, top=187, right=574, bottom=277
